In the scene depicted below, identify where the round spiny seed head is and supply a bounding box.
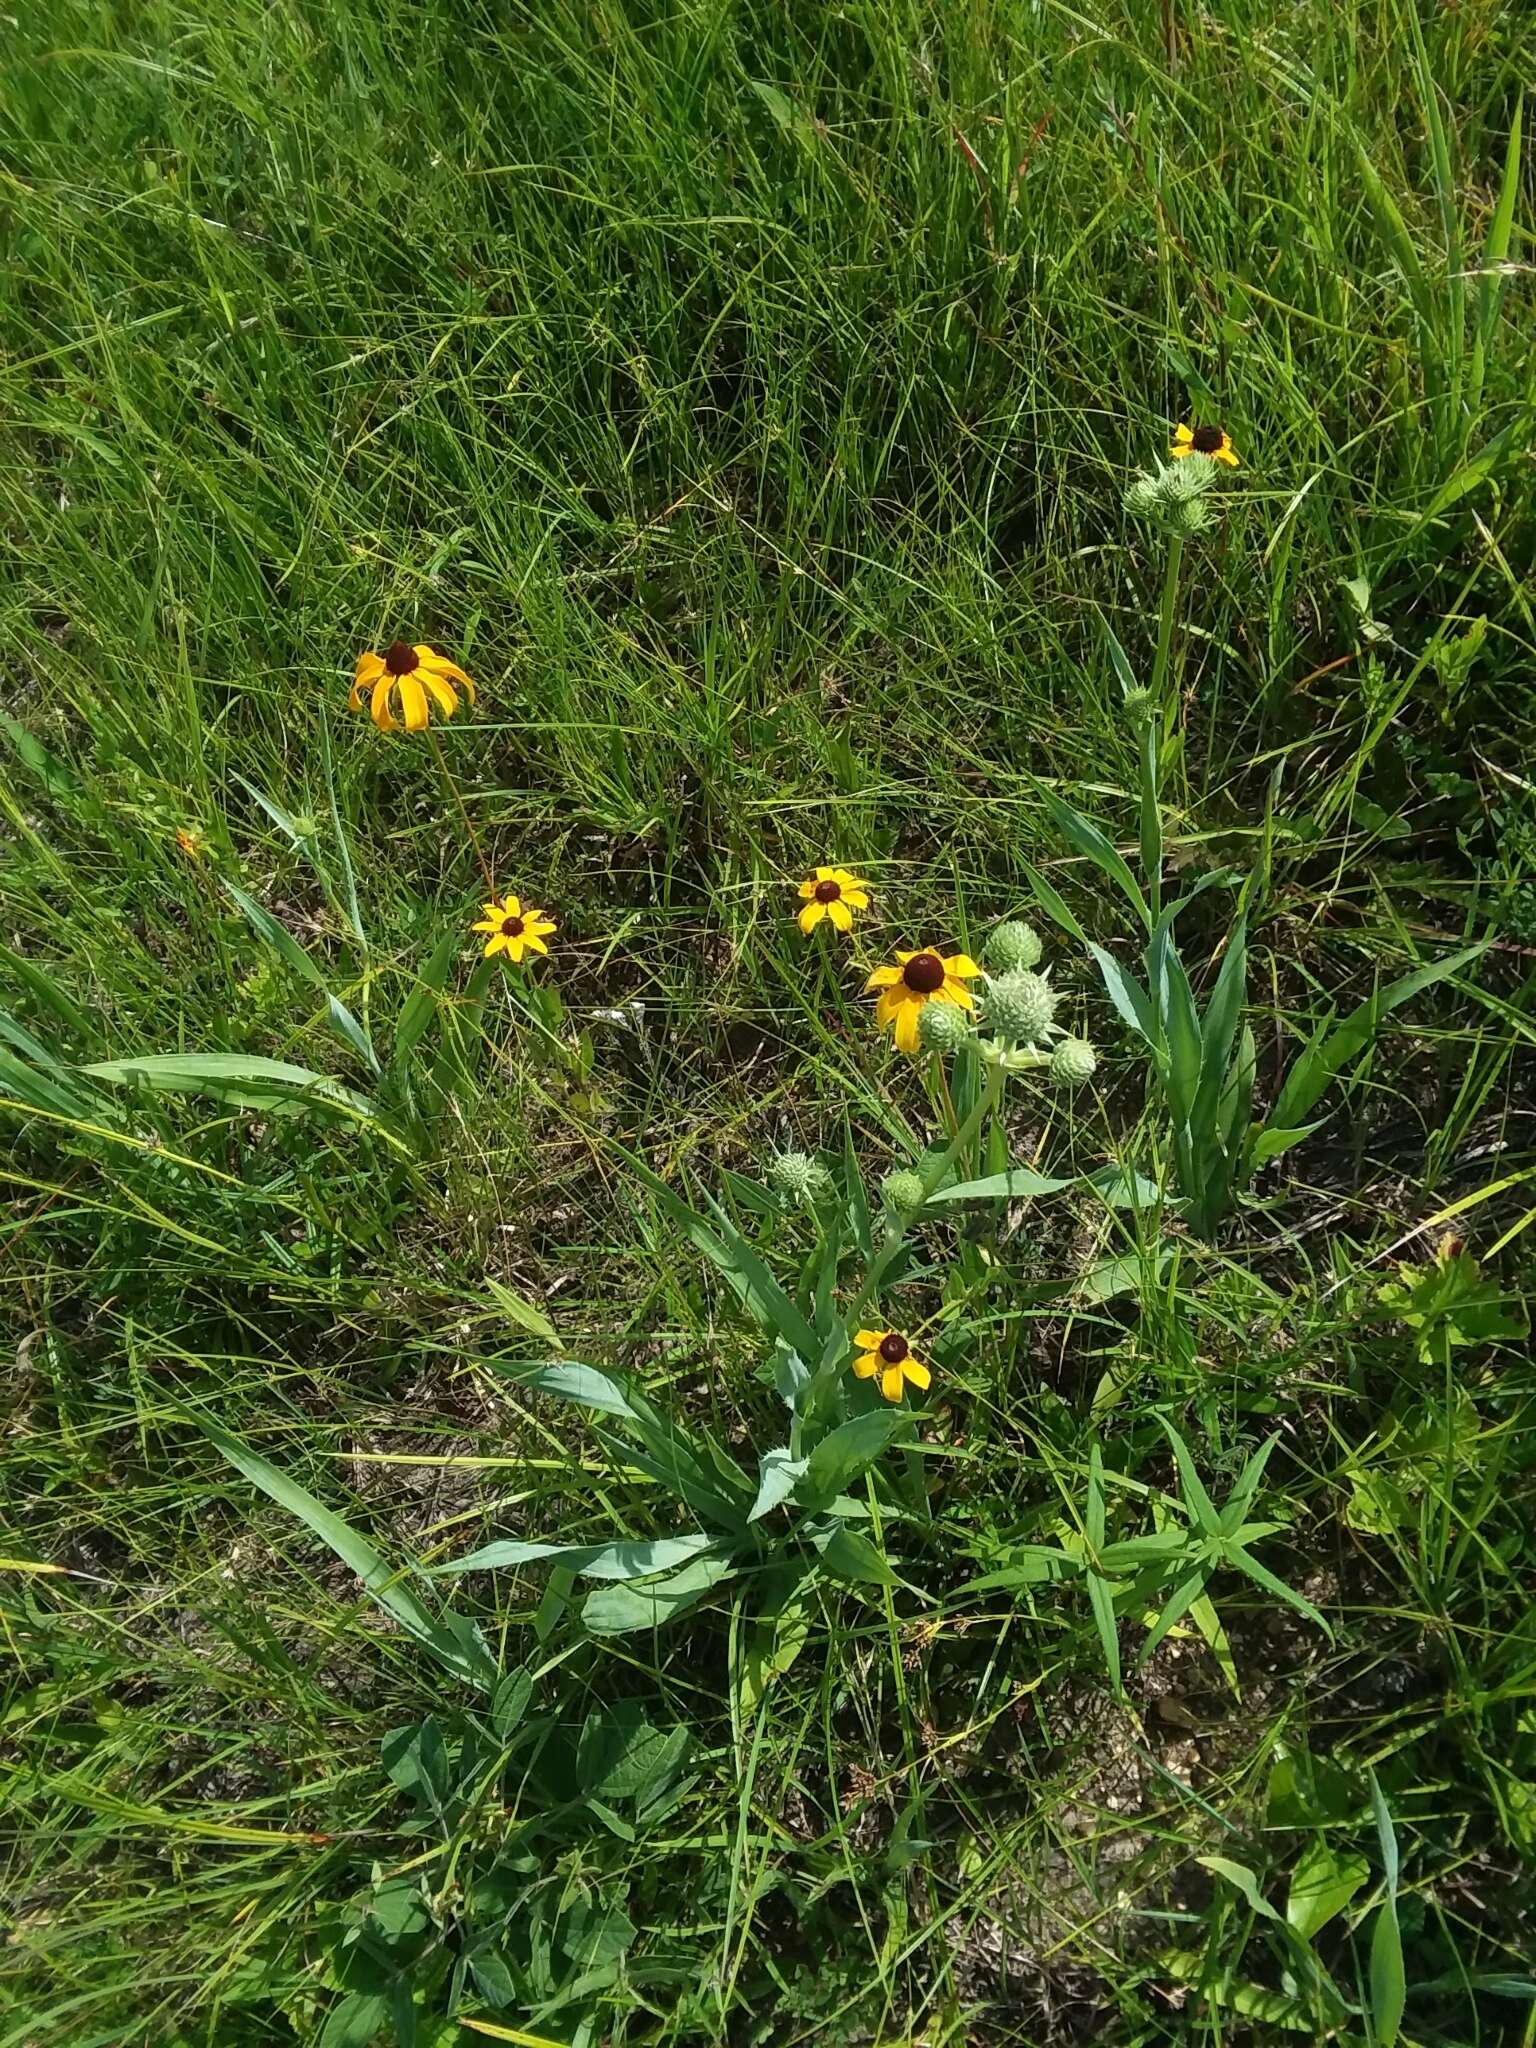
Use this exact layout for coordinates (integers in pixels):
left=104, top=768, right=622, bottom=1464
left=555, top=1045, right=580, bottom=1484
left=766, top=1151, right=832, bottom=1203
left=1164, top=454, right=1216, bottom=500
left=984, top=969, right=1057, bottom=1046
left=1169, top=494, right=1215, bottom=538
left=879, top=1168, right=927, bottom=1216
left=985, top=919, right=1044, bottom=973
left=1123, top=474, right=1161, bottom=519
left=917, top=999, right=973, bottom=1054
left=1050, top=1035, right=1098, bottom=1087
left=1121, top=685, right=1157, bottom=726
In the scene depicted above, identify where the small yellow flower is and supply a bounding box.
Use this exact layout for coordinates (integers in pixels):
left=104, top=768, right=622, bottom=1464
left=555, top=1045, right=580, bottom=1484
left=796, top=866, right=871, bottom=936
left=1171, top=422, right=1239, bottom=468
left=350, top=641, right=476, bottom=733
left=471, top=894, right=556, bottom=963
left=852, top=1328, right=931, bottom=1404
left=175, top=826, right=205, bottom=859
left=865, top=948, right=982, bottom=1056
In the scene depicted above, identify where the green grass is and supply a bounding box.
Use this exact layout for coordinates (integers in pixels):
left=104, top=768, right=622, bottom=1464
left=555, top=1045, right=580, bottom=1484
left=3, top=0, right=1536, bottom=2041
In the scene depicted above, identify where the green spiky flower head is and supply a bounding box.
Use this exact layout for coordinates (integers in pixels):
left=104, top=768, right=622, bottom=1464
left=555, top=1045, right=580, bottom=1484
left=766, top=1151, right=833, bottom=1204
left=879, top=1168, right=927, bottom=1216
left=1050, top=1036, right=1098, bottom=1087
left=983, top=969, right=1057, bottom=1046
left=917, top=999, right=973, bottom=1055
left=985, top=919, right=1044, bottom=974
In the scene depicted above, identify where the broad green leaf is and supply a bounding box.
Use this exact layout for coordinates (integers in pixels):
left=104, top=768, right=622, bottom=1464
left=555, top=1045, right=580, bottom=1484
left=1269, top=944, right=1486, bottom=1132
left=618, top=1147, right=820, bottom=1359
left=319, top=1992, right=390, bottom=2048
left=749, top=1447, right=807, bottom=1522
left=1287, top=1837, right=1369, bottom=1940
left=801, top=1409, right=913, bottom=1508
left=815, top=1523, right=896, bottom=1587
left=1370, top=1899, right=1405, bottom=2046
left=223, top=881, right=377, bottom=1072
left=1088, top=944, right=1159, bottom=1047
left=1042, top=789, right=1152, bottom=932
left=432, top=1532, right=717, bottom=1580
left=82, top=1051, right=390, bottom=1133
left=394, top=929, right=459, bottom=1066
left=926, top=1165, right=1071, bottom=1203
left=1199, top=1855, right=1282, bottom=1923
left=191, top=1413, right=494, bottom=1689
left=964, top=1545, right=1081, bottom=1591
left=1022, top=860, right=1090, bottom=946
left=484, top=1277, right=558, bottom=1347
left=581, top=1553, right=737, bottom=1634
left=495, top=1359, right=639, bottom=1418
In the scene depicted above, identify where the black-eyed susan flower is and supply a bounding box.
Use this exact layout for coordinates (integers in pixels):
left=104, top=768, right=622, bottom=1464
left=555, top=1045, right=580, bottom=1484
left=471, top=894, right=556, bottom=963
left=865, top=948, right=981, bottom=1056
left=796, top=866, right=870, bottom=936
left=852, top=1328, right=931, bottom=1403
left=1171, top=422, right=1239, bottom=468
left=350, top=641, right=476, bottom=733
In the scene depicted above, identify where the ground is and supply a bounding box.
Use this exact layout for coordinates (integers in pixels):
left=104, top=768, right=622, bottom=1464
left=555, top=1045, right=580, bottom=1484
left=2, top=1, right=1535, bottom=2044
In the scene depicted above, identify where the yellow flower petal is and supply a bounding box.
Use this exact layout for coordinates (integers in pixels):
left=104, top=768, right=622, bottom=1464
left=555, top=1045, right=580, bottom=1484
left=880, top=1365, right=905, bottom=1403
left=827, top=898, right=853, bottom=932
left=470, top=918, right=500, bottom=934
left=502, top=896, right=522, bottom=918
left=852, top=1352, right=880, bottom=1379
left=421, top=670, right=459, bottom=719
left=526, top=916, right=557, bottom=936
left=814, top=866, right=836, bottom=881
left=874, top=987, right=907, bottom=1028
left=523, top=934, right=548, bottom=955
left=355, top=651, right=385, bottom=685
left=865, top=964, right=901, bottom=991
left=1215, top=444, right=1240, bottom=467
left=797, top=878, right=820, bottom=900
left=504, top=937, right=526, bottom=963
left=944, top=954, right=982, bottom=979
left=799, top=900, right=827, bottom=934
left=483, top=933, right=507, bottom=958
left=893, top=998, right=923, bottom=1055
left=939, top=979, right=976, bottom=1009
left=853, top=1330, right=886, bottom=1352
left=370, top=679, right=397, bottom=732
left=904, top=1358, right=931, bottom=1392
left=841, top=889, right=870, bottom=910
left=397, top=674, right=429, bottom=731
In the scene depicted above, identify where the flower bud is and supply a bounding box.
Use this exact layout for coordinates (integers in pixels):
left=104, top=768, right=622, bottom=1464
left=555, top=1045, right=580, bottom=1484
left=1050, top=1035, right=1098, bottom=1087
left=766, top=1151, right=832, bottom=1204
left=985, top=919, right=1043, bottom=973
left=917, top=1000, right=972, bottom=1054
left=983, top=969, right=1056, bottom=1046
left=879, top=1168, right=927, bottom=1216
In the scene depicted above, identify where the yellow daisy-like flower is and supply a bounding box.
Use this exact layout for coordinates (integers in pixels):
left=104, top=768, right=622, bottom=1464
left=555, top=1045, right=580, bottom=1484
left=796, top=866, right=871, bottom=936
left=1171, top=422, right=1240, bottom=468
left=470, top=894, right=556, bottom=963
left=349, top=641, right=476, bottom=733
left=852, top=1328, right=931, bottom=1404
left=865, top=948, right=982, bottom=1056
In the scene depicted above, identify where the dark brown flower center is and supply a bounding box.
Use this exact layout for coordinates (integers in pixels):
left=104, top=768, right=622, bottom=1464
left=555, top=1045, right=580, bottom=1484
left=902, top=952, right=945, bottom=994
left=1190, top=424, right=1225, bottom=454
left=383, top=640, right=419, bottom=675
left=500, top=915, right=525, bottom=937
left=814, top=878, right=842, bottom=903
left=879, top=1333, right=909, bottom=1364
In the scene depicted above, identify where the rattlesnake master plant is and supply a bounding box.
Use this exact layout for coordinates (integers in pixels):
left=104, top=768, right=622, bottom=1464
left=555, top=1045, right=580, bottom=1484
left=917, top=998, right=973, bottom=1054
left=1050, top=1036, right=1098, bottom=1087
left=765, top=1150, right=833, bottom=1205
left=985, top=919, right=1044, bottom=973
left=982, top=968, right=1057, bottom=1047
left=1122, top=455, right=1219, bottom=539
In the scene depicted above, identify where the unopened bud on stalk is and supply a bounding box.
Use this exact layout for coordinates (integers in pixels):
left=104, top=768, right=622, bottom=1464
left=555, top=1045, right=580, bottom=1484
left=766, top=1151, right=832, bottom=1204
left=879, top=1168, right=927, bottom=1216
left=985, top=919, right=1044, bottom=973
left=917, top=1000, right=973, bottom=1055
left=1050, top=1036, right=1098, bottom=1087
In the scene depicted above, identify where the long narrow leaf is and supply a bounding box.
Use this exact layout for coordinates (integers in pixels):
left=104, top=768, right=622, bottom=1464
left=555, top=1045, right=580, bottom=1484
left=224, top=881, right=378, bottom=1073
left=192, top=1413, right=495, bottom=1688
left=1042, top=790, right=1152, bottom=933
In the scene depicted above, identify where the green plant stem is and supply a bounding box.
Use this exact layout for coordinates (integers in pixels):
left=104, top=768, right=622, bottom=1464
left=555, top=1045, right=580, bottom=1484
left=1150, top=532, right=1183, bottom=710
left=844, top=1063, right=1006, bottom=1334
